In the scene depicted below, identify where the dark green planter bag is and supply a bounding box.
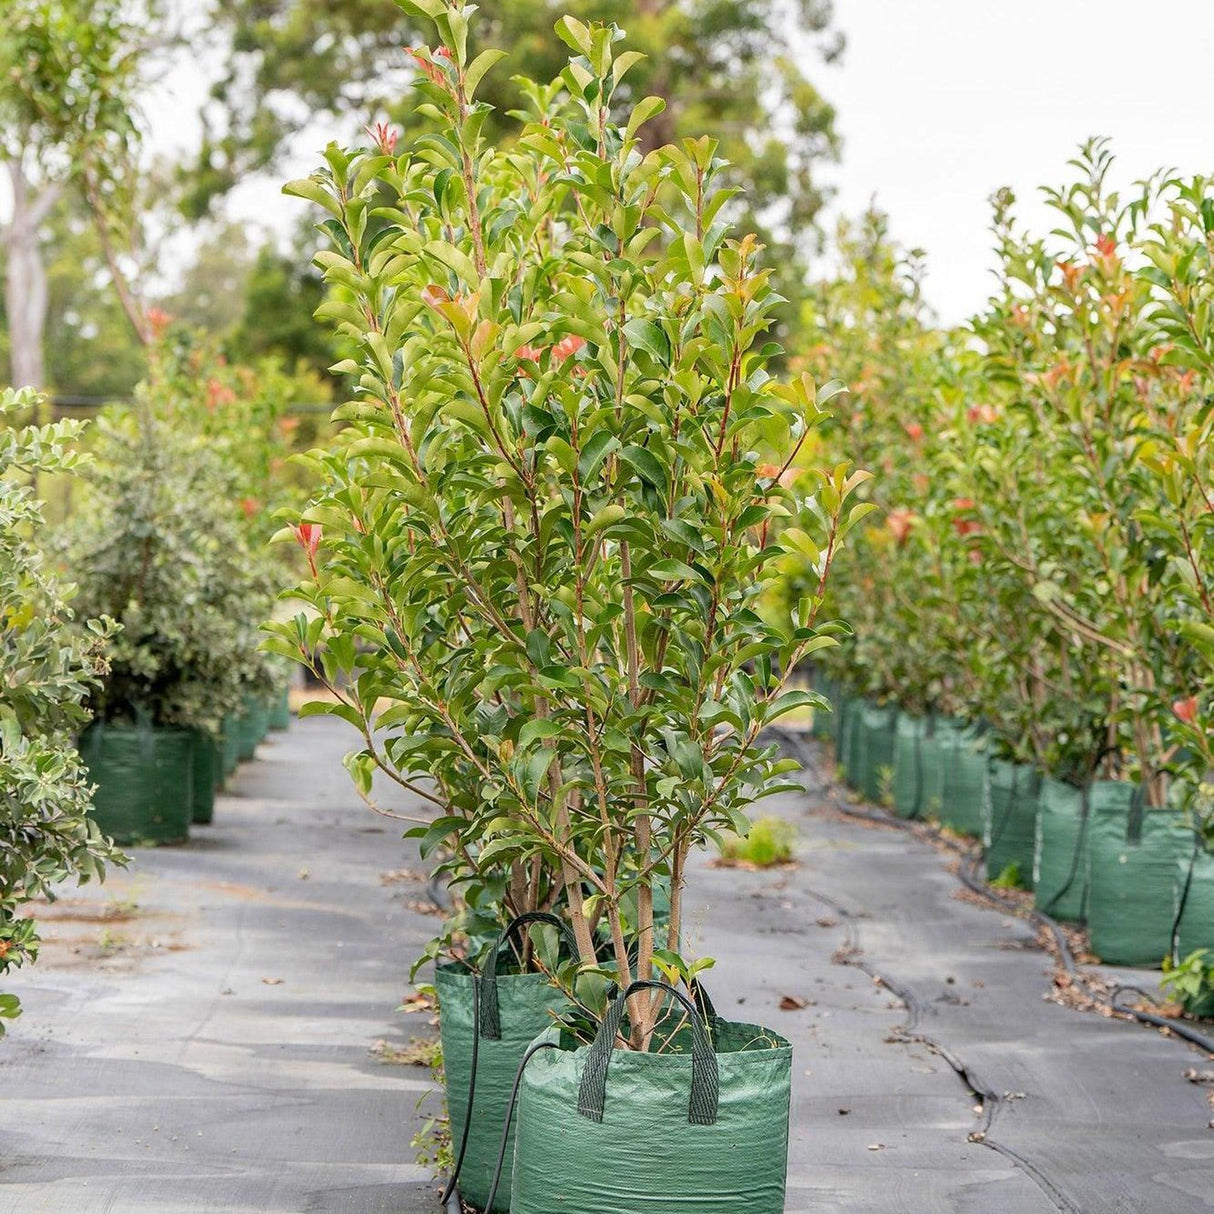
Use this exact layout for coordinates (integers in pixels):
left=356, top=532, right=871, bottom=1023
left=190, top=730, right=219, bottom=825
left=221, top=714, right=241, bottom=779
left=1033, top=777, right=1090, bottom=922
left=842, top=696, right=868, bottom=791
left=984, top=759, right=1040, bottom=888
left=937, top=724, right=985, bottom=837
left=809, top=676, right=835, bottom=740
left=237, top=694, right=269, bottom=761
left=831, top=692, right=851, bottom=760
left=269, top=688, right=292, bottom=730
left=1086, top=783, right=1191, bottom=967
left=858, top=702, right=898, bottom=805
left=1171, top=839, right=1214, bottom=960
left=892, top=714, right=945, bottom=820
left=436, top=913, right=577, bottom=1213
left=510, top=980, right=792, bottom=1214
left=80, top=722, right=193, bottom=845
left=507, top=980, right=791, bottom=1214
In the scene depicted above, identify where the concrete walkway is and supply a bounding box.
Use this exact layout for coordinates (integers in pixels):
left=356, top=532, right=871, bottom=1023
left=1, top=717, right=443, bottom=1213
left=3, top=719, right=1212, bottom=1212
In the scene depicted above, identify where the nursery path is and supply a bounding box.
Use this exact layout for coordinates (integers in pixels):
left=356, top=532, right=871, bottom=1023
left=683, top=738, right=1214, bottom=1214
left=3, top=719, right=1211, bottom=1214
left=0, top=716, right=445, bottom=1214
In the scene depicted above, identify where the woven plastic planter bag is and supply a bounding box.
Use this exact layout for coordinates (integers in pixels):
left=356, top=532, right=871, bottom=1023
left=1086, top=782, right=1191, bottom=967
left=190, top=729, right=219, bottom=825
left=1173, top=842, right=1214, bottom=959
left=79, top=723, right=193, bottom=845
left=984, top=759, right=1041, bottom=888
left=1033, top=777, right=1091, bottom=922
left=436, top=914, right=576, bottom=1213
left=236, top=694, right=269, bottom=761
left=842, top=697, right=869, bottom=791
left=268, top=688, right=292, bottom=730
left=892, top=713, right=948, bottom=820
left=936, top=724, right=985, bottom=837
left=809, top=676, right=836, bottom=740
left=220, top=714, right=241, bottom=778
left=858, top=702, right=898, bottom=805
left=509, top=981, right=792, bottom=1214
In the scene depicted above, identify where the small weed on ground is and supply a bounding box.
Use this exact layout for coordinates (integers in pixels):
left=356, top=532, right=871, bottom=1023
left=716, top=817, right=796, bottom=869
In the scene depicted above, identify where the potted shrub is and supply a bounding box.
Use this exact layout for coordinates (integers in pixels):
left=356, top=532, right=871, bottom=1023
left=270, top=5, right=864, bottom=1207
left=68, top=388, right=274, bottom=843
left=0, top=388, right=123, bottom=1034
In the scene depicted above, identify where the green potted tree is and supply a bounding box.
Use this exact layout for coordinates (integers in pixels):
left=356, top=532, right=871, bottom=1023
left=0, top=388, right=123, bottom=1034
left=68, top=389, right=274, bottom=843
left=270, top=5, right=865, bottom=1207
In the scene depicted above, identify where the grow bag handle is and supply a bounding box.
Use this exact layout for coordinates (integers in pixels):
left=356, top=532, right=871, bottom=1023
left=480, top=912, right=580, bottom=1041
left=577, top=979, right=719, bottom=1126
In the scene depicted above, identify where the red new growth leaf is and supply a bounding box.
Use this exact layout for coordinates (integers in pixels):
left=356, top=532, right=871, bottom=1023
left=421, top=284, right=450, bottom=309
left=365, top=121, right=399, bottom=155
left=1173, top=697, right=1199, bottom=725
left=552, top=334, right=586, bottom=363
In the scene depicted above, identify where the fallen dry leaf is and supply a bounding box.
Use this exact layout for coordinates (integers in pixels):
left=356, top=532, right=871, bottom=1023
left=261, top=977, right=284, bottom=986
left=779, top=994, right=812, bottom=1011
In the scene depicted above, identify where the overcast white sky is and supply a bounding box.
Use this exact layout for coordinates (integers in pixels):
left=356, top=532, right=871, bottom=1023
left=818, top=0, right=1214, bottom=323
left=143, top=0, right=1214, bottom=326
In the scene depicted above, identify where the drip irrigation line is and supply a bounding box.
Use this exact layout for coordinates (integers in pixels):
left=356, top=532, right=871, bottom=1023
left=482, top=1040, right=559, bottom=1213
left=770, top=727, right=1214, bottom=1057
left=797, top=839, right=1080, bottom=1212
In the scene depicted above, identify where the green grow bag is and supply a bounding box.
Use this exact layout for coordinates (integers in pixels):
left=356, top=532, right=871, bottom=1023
left=892, top=714, right=945, bottom=820
left=190, top=730, right=219, bottom=825
left=1172, top=840, right=1214, bottom=959
left=436, top=914, right=576, bottom=1213
left=1086, top=783, right=1191, bottom=967
left=809, top=676, right=835, bottom=740
left=937, top=724, right=985, bottom=837
left=1033, top=777, right=1090, bottom=922
left=511, top=981, right=792, bottom=1214
left=842, top=697, right=868, bottom=791
left=220, top=714, right=241, bottom=779
left=80, top=723, right=193, bottom=845
left=831, top=692, right=849, bottom=757
left=984, top=760, right=1040, bottom=888
left=858, top=703, right=898, bottom=805
left=236, top=695, right=269, bottom=761
left=268, top=688, right=292, bottom=730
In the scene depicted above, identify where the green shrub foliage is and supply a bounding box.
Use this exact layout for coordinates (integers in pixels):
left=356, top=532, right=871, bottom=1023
left=67, top=372, right=277, bottom=731
left=0, top=388, right=122, bottom=1034
left=806, top=142, right=1212, bottom=816
left=271, top=3, right=864, bottom=1042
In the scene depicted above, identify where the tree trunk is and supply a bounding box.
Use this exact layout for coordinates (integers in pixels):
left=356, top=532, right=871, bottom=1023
left=3, top=162, right=60, bottom=390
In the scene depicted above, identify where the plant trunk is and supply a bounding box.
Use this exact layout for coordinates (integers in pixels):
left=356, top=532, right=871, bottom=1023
left=3, top=163, right=59, bottom=390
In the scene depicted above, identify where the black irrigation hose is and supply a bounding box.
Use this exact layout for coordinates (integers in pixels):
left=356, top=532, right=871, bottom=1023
left=771, top=726, right=1214, bottom=1057
left=482, top=1040, right=559, bottom=1214
left=439, top=975, right=480, bottom=1208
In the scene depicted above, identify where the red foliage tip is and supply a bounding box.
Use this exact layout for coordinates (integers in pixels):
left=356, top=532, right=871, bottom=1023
left=291, top=522, right=323, bottom=562
left=406, top=47, right=447, bottom=86
left=552, top=334, right=587, bottom=364
left=365, top=121, right=399, bottom=155
left=1173, top=696, right=1199, bottom=725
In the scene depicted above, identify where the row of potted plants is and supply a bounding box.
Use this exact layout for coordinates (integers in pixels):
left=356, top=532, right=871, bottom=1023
left=792, top=147, right=1212, bottom=991
left=818, top=688, right=1212, bottom=975
left=59, top=356, right=296, bottom=846
left=271, top=5, right=866, bottom=1208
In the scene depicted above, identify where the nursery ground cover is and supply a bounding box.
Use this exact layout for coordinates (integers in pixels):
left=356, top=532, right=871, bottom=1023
left=0, top=718, right=442, bottom=1214
left=1, top=718, right=1211, bottom=1214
